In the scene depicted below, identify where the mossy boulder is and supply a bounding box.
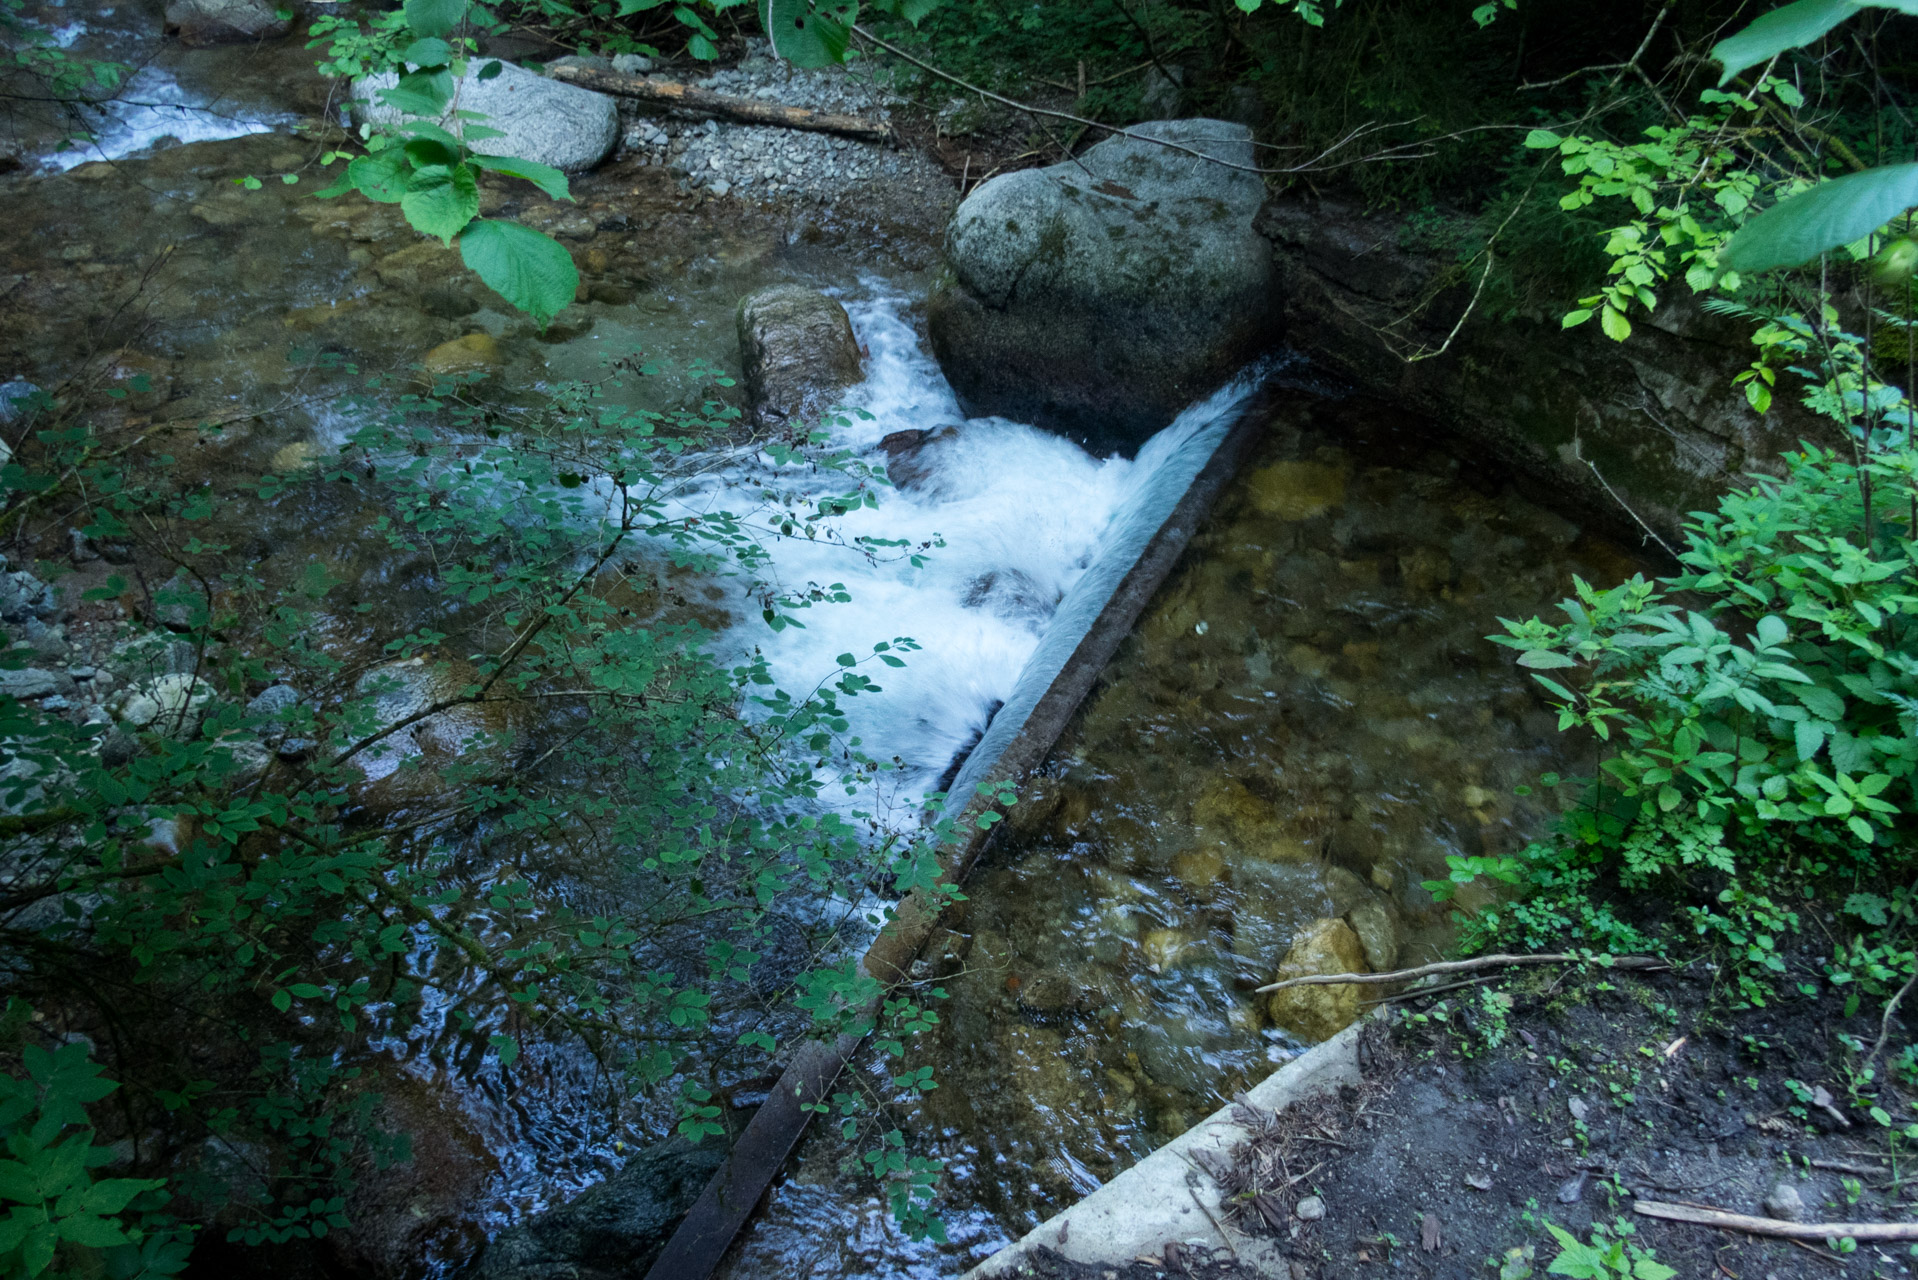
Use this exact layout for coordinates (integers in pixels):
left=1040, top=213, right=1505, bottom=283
left=1266, top=917, right=1370, bottom=1043
left=927, top=119, right=1280, bottom=454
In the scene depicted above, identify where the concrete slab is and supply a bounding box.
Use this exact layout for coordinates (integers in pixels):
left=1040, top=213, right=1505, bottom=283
left=968, top=1021, right=1365, bottom=1277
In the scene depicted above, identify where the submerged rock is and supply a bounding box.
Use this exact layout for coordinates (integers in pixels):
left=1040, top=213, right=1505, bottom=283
left=877, top=424, right=960, bottom=492
left=353, top=62, right=618, bottom=173
left=735, top=285, right=862, bottom=426
left=1266, top=917, right=1369, bottom=1043
left=928, top=118, right=1278, bottom=454
left=467, top=1137, right=726, bottom=1280
left=421, top=333, right=504, bottom=383
left=164, top=0, right=291, bottom=46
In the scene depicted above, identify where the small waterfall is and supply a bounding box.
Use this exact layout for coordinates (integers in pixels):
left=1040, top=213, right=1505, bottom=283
left=694, top=292, right=1264, bottom=826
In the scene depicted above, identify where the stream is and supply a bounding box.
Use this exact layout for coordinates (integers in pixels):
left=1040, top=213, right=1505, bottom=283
left=0, top=15, right=1649, bottom=1279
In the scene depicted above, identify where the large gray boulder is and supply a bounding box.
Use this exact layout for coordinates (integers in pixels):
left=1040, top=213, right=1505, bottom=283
left=465, top=1137, right=725, bottom=1280
left=164, top=0, right=291, bottom=46
left=928, top=118, right=1279, bottom=454
left=353, top=62, right=618, bottom=174
left=735, top=285, right=863, bottom=426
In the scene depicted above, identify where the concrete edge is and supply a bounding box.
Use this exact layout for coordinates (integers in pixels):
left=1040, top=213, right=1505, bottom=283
left=966, top=1019, right=1369, bottom=1278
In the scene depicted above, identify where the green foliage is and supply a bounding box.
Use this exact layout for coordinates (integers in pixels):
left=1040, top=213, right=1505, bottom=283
left=0, top=1042, right=190, bottom=1279
left=458, top=218, right=580, bottom=322
left=310, top=0, right=581, bottom=322
left=1725, top=162, right=1918, bottom=272
left=1543, top=1218, right=1674, bottom=1280
left=1494, top=430, right=1918, bottom=848
left=0, top=348, right=976, bottom=1258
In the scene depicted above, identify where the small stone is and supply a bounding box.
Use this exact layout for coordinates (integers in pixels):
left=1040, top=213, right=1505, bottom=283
left=66, top=666, right=95, bottom=680
left=610, top=52, right=653, bottom=74
left=420, top=333, right=503, bottom=383
left=1763, top=1181, right=1806, bottom=1222
left=1567, top=1098, right=1590, bottom=1121
left=39, top=695, right=69, bottom=711
left=1295, top=1195, right=1325, bottom=1221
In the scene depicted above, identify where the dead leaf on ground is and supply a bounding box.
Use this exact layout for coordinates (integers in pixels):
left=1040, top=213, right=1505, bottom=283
left=1420, top=1212, right=1442, bottom=1251
left=1465, top=1172, right=1493, bottom=1191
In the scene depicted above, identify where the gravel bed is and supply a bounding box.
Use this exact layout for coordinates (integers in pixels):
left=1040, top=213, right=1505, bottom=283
left=593, top=41, right=949, bottom=204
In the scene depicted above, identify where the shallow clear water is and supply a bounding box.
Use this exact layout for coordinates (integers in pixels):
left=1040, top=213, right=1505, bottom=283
left=715, top=394, right=1652, bottom=1278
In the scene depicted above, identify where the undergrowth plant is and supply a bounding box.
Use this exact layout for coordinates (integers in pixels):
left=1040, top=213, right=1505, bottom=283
left=1446, top=0, right=1918, bottom=1020
left=0, top=347, right=975, bottom=1263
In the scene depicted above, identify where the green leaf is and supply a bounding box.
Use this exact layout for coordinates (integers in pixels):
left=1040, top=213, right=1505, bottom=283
left=378, top=68, right=455, bottom=116
left=56, top=1213, right=128, bottom=1248
left=1633, top=1260, right=1677, bottom=1280
left=1517, top=650, right=1577, bottom=669
left=1524, top=129, right=1562, bottom=149
left=761, top=0, right=857, bottom=67
left=401, top=36, right=453, bottom=66
left=1711, top=0, right=1859, bottom=86
left=1600, top=306, right=1633, bottom=341
left=404, top=0, right=467, bottom=37
left=402, top=163, right=480, bottom=244
left=80, top=1178, right=161, bottom=1217
left=459, top=219, right=578, bottom=323
left=467, top=153, right=572, bottom=201
left=347, top=148, right=412, bottom=203
left=1722, top=162, right=1918, bottom=272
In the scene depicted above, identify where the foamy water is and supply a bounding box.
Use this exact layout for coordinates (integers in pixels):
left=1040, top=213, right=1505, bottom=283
left=665, top=291, right=1262, bottom=822
left=36, top=62, right=291, bottom=170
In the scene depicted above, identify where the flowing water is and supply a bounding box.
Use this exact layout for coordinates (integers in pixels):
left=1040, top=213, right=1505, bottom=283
left=717, top=394, right=1650, bottom=1278
left=1, top=17, right=1658, bottom=1278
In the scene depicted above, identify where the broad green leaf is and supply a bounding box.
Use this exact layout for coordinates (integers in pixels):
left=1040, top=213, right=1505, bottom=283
left=477, top=58, right=504, bottom=79
left=468, top=152, right=572, bottom=201
left=1712, top=0, right=1859, bottom=85
left=1517, top=650, right=1577, bottom=669
left=761, top=0, right=857, bottom=67
left=378, top=68, right=455, bottom=116
left=79, top=1177, right=161, bottom=1217
left=1600, top=306, right=1632, bottom=341
left=401, top=36, right=453, bottom=67
left=404, top=137, right=458, bottom=169
left=459, top=219, right=578, bottom=323
left=404, top=0, right=467, bottom=37
left=1722, top=163, right=1918, bottom=271
left=618, top=0, right=669, bottom=11
left=55, top=1212, right=128, bottom=1248
left=403, top=163, right=480, bottom=243
left=347, top=148, right=411, bottom=203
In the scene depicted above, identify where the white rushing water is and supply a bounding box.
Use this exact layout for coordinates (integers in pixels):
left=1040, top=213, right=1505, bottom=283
left=677, top=291, right=1264, bottom=825
left=36, top=61, right=292, bottom=170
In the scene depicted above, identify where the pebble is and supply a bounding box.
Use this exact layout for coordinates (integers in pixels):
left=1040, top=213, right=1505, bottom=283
left=612, top=38, right=942, bottom=205
left=1295, top=1196, right=1325, bottom=1221
left=1763, top=1181, right=1806, bottom=1222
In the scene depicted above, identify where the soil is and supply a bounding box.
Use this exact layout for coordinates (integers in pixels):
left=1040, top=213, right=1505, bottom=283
left=1210, top=948, right=1918, bottom=1280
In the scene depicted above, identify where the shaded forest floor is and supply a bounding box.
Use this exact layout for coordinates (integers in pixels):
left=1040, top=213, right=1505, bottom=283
left=1004, top=931, right=1918, bottom=1280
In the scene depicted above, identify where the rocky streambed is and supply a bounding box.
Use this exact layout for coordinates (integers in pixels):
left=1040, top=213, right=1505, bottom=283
left=0, top=16, right=1710, bottom=1280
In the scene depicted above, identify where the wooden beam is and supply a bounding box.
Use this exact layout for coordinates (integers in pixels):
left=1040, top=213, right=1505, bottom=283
left=547, top=65, right=892, bottom=144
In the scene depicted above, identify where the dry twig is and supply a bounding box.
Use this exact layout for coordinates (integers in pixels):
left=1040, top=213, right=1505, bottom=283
left=1635, top=1200, right=1918, bottom=1241
left=1254, top=952, right=1665, bottom=996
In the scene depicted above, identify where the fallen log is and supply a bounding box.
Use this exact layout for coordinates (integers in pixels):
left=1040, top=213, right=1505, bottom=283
left=1253, top=952, right=1667, bottom=996
left=546, top=64, right=892, bottom=143
left=1635, top=1199, right=1918, bottom=1242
